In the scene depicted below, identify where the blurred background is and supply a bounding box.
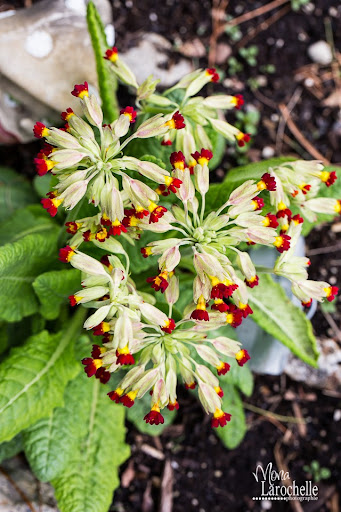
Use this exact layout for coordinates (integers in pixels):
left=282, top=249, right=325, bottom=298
left=0, top=1, right=340, bottom=511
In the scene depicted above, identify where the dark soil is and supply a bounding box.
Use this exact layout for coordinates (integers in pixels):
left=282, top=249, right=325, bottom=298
left=0, top=1, right=340, bottom=511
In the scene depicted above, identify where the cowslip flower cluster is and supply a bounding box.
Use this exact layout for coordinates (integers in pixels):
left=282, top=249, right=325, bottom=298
left=33, top=81, right=186, bottom=242
left=59, top=246, right=249, bottom=427
left=140, top=150, right=291, bottom=327
left=33, top=51, right=339, bottom=428
left=265, top=160, right=340, bottom=227
left=105, top=46, right=250, bottom=158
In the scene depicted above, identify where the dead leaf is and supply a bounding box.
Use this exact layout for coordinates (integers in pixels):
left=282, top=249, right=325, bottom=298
left=178, top=38, right=206, bottom=58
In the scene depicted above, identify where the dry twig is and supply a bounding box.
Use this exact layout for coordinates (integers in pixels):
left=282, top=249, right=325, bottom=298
left=0, top=466, right=37, bottom=512
left=222, top=0, right=289, bottom=32
left=278, top=104, right=330, bottom=164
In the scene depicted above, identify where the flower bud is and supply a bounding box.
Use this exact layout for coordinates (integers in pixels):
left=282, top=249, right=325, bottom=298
left=165, top=274, right=179, bottom=305
left=136, top=75, right=160, bottom=101
left=82, top=94, right=103, bottom=127
left=135, top=114, right=169, bottom=138
left=83, top=304, right=112, bottom=329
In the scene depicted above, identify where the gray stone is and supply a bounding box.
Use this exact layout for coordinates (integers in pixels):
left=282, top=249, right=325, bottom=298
left=308, top=40, right=333, bottom=66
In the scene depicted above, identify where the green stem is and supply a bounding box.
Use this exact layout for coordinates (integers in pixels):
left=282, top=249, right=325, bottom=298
left=255, top=265, right=275, bottom=274
left=141, top=105, right=175, bottom=115
left=243, top=402, right=306, bottom=424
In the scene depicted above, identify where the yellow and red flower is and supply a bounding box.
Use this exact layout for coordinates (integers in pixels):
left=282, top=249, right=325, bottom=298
left=109, top=219, right=127, bottom=236
left=33, top=122, right=49, bottom=139
left=61, top=107, right=75, bottom=121
left=93, top=322, right=111, bottom=336
left=211, top=278, right=238, bottom=299
left=238, top=303, right=253, bottom=318
left=108, top=387, right=124, bottom=403
left=225, top=305, right=243, bottom=328
left=165, top=111, right=186, bottom=130
left=104, top=46, right=118, bottom=63
left=235, top=349, right=250, bottom=366
left=191, top=148, right=213, bottom=167
left=164, top=176, right=182, bottom=194
left=161, top=318, right=176, bottom=334
left=58, top=245, right=75, bottom=263
left=235, top=132, right=251, bottom=147
left=191, top=295, right=209, bottom=321
left=263, top=213, right=278, bottom=228
left=211, top=408, right=231, bottom=428
left=141, top=247, right=153, bottom=258
left=215, top=386, right=224, bottom=398
left=101, top=255, right=113, bottom=272
left=65, top=221, right=82, bottom=234
left=292, top=214, right=304, bottom=225
left=149, top=203, right=167, bottom=223
left=216, top=361, right=230, bottom=376
left=251, top=197, right=264, bottom=211
left=231, top=94, right=244, bottom=109
left=120, top=390, right=138, bottom=408
left=144, top=404, right=164, bottom=425
left=167, top=400, right=179, bottom=411
left=170, top=151, right=186, bottom=170
left=320, top=170, right=337, bottom=187
left=120, top=106, right=137, bottom=123
left=205, top=67, right=220, bottom=82
left=257, top=172, right=277, bottom=191
left=245, top=275, right=259, bottom=288
left=273, top=234, right=291, bottom=253
left=71, top=81, right=89, bottom=99
left=324, top=285, right=338, bottom=302
left=211, top=299, right=229, bottom=312
left=41, top=192, right=62, bottom=217
left=116, top=345, right=135, bottom=365
left=147, top=270, right=171, bottom=293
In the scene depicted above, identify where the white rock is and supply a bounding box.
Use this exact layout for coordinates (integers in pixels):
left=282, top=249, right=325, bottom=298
left=308, top=40, right=333, bottom=66
left=25, top=30, right=53, bottom=58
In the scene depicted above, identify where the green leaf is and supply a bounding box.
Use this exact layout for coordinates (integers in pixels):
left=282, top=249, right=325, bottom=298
left=248, top=274, right=319, bottom=366
left=23, top=369, right=89, bottom=482
left=0, top=167, right=37, bottom=222
left=215, top=383, right=247, bottom=449
left=140, top=154, right=167, bottom=169
left=0, top=434, right=23, bottom=463
left=52, top=378, right=130, bottom=512
left=221, top=362, right=254, bottom=397
left=0, top=230, right=59, bottom=322
left=205, top=158, right=293, bottom=214
left=127, top=392, right=176, bottom=436
left=86, top=1, right=119, bottom=122
left=0, top=309, right=84, bottom=443
left=0, top=206, right=56, bottom=245
left=33, top=269, right=81, bottom=320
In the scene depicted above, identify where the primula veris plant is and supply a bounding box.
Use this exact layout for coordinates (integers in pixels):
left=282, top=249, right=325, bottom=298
left=31, top=41, right=339, bottom=429
left=0, top=4, right=340, bottom=511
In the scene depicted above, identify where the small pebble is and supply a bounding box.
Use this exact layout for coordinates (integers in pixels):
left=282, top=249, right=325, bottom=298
left=308, top=41, right=333, bottom=66
left=329, top=276, right=337, bottom=285
left=329, top=7, right=338, bottom=17
left=261, top=500, right=272, bottom=510
left=171, top=460, right=179, bottom=469
left=262, top=146, right=275, bottom=159
left=214, top=470, right=222, bottom=478
left=191, top=498, right=199, bottom=506
left=187, top=471, right=194, bottom=478
left=304, top=78, right=315, bottom=88
left=276, top=39, right=284, bottom=48
left=201, top=462, right=207, bottom=469
left=333, top=410, right=341, bottom=421
left=298, top=32, right=308, bottom=42
left=149, top=12, right=157, bottom=22
left=271, top=113, right=279, bottom=122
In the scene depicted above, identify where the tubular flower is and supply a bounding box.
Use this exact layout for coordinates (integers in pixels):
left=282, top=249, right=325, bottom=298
left=144, top=404, right=165, bottom=425
left=170, top=151, right=186, bottom=170
left=147, top=271, right=171, bottom=293
left=33, top=122, right=49, bottom=138
left=205, top=68, right=220, bottom=82
left=120, top=106, right=137, bottom=123
left=61, top=107, right=75, bottom=121
left=273, top=234, right=291, bottom=253
left=165, top=111, right=186, bottom=130
left=235, top=349, right=251, bottom=367
left=235, top=132, right=251, bottom=147
left=104, top=46, right=118, bottom=62
left=191, top=148, right=213, bottom=166
left=191, top=295, right=209, bottom=321
left=71, top=81, right=89, bottom=98
left=257, top=173, right=277, bottom=192
left=211, top=409, right=231, bottom=428
left=225, top=305, right=243, bottom=328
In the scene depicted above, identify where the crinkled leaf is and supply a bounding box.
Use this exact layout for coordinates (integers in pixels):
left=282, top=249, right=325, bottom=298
left=87, top=1, right=119, bottom=122
left=0, top=434, right=23, bottom=463
left=215, top=383, right=247, bottom=449
left=0, top=206, right=56, bottom=245
left=0, top=167, right=37, bottom=222
left=0, top=230, right=59, bottom=322
left=204, top=124, right=225, bottom=169
left=52, top=377, right=130, bottom=512
left=23, top=369, right=89, bottom=482
left=0, top=310, right=84, bottom=443
left=33, top=269, right=81, bottom=320
left=249, top=274, right=319, bottom=366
